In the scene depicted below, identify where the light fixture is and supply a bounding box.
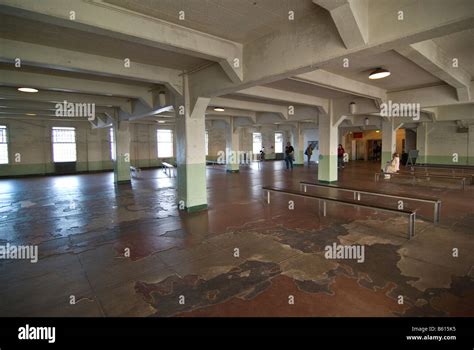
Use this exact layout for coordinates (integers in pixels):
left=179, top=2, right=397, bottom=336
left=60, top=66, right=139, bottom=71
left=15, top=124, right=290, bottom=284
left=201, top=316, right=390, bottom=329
left=349, top=102, right=357, bottom=114
left=26, top=113, right=36, bottom=116
left=18, top=87, right=39, bottom=93
left=213, top=107, right=225, bottom=112
left=369, top=68, right=391, bottom=80
left=158, top=120, right=165, bottom=124
left=375, top=130, right=380, bottom=133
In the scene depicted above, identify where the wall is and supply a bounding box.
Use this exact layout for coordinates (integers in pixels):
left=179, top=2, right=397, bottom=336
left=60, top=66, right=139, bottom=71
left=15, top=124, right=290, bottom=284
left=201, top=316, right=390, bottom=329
left=417, top=122, right=473, bottom=165
left=0, top=117, right=176, bottom=177
left=303, top=128, right=320, bottom=163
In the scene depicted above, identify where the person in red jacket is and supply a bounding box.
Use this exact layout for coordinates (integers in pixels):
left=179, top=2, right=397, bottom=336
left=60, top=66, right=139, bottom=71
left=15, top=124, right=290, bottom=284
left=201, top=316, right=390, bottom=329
left=338, top=144, right=345, bottom=169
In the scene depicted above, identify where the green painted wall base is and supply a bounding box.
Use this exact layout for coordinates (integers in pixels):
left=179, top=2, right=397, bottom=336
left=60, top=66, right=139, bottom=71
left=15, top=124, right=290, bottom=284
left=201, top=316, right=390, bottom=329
left=318, top=180, right=338, bottom=184
left=226, top=169, right=240, bottom=173
left=293, top=164, right=304, bottom=167
left=185, top=204, right=208, bottom=213
left=318, top=154, right=338, bottom=182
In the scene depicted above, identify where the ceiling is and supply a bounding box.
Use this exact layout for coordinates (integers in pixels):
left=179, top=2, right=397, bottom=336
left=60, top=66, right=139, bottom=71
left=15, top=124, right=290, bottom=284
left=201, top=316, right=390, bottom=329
left=0, top=13, right=210, bottom=71
left=433, top=28, right=474, bottom=77
left=264, top=79, right=357, bottom=99
left=104, top=0, right=320, bottom=43
left=321, top=50, right=444, bottom=92
left=0, top=64, right=158, bottom=89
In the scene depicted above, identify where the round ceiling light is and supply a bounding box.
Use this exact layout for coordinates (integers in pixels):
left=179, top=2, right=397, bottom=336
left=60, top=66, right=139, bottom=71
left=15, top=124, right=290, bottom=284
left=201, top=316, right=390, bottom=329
left=213, top=107, right=225, bottom=112
left=18, top=87, right=39, bottom=93
left=369, top=68, right=391, bottom=80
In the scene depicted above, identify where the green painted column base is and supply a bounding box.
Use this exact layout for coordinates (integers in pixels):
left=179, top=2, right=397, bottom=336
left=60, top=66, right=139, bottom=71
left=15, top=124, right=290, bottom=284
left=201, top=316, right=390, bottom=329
left=318, top=180, right=338, bottom=184
left=226, top=169, right=240, bottom=173
left=186, top=204, right=208, bottom=213
left=116, top=180, right=131, bottom=184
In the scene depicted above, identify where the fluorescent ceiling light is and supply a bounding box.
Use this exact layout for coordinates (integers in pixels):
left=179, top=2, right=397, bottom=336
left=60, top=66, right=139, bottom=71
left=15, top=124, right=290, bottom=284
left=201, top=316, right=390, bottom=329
left=213, top=107, right=225, bottom=112
left=158, top=120, right=165, bottom=123
left=375, top=130, right=380, bottom=133
left=26, top=113, right=36, bottom=116
left=18, top=87, right=39, bottom=93
left=369, top=68, right=391, bottom=80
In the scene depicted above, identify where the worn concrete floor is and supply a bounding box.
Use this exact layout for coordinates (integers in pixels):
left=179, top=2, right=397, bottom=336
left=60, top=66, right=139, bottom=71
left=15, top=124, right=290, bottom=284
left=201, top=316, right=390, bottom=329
left=0, top=161, right=473, bottom=317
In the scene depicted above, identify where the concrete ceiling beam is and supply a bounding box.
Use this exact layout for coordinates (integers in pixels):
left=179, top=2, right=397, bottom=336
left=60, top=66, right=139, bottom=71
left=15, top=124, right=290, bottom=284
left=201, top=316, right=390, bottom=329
left=0, top=0, right=243, bottom=84
left=395, top=39, right=472, bottom=102
left=0, top=38, right=183, bottom=96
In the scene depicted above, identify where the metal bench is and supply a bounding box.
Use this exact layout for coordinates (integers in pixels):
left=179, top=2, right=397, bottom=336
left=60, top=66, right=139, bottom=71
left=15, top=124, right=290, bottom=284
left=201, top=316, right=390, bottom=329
left=375, top=171, right=466, bottom=190
left=263, top=186, right=417, bottom=239
left=300, top=181, right=441, bottom=223
left=162, top=162, right=176, bottom=177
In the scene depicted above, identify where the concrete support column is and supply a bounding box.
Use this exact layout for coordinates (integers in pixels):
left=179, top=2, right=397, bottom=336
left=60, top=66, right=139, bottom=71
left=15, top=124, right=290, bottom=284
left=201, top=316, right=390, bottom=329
left=226, top=118, right=240, bottom=172
left=113, top=119, right=131, bottom=183
left=469, top=125, right=474, bottom=165
left=175, top=74, right=210, bottom=212
left=416, top=123, right=429, bottom=164
left=318, top=101, right=339, bottom=183
left=292, top=122, right=304, bottom=166
left=381, top=118, right=397, bottom=169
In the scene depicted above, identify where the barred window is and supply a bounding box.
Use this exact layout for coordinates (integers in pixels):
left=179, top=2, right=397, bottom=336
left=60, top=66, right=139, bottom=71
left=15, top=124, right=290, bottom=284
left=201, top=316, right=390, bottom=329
left=252, top=132, right=262, bottom=154
left=52, top=127, right=77, bottom=162
left=157, top=129, right=173, bottom=158
left=0, top=125, right=8, bottom=164
left=109, top=127, right=116, bottom=161
left=275, top=132, right=283, bottom=153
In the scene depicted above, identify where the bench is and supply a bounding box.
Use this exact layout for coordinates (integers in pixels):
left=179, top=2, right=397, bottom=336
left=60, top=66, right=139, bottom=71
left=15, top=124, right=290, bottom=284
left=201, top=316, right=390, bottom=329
left=130, top=166, right=141, bottom=178
left=162, top=162, right=176, bottom=177
left=262, top=186, right=417, bottom=239
left=408, top=166, right=474, bottom=185
left=300, top=181, right=441, bottom=223
left=375, top=171, right=466, bottom=190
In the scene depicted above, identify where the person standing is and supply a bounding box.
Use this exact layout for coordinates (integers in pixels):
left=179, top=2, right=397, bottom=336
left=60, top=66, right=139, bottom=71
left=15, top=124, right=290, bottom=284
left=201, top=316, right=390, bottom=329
left=305, top=145, right=313, bottom=166
left=338, top=144, right=345, bottom=169
left=285, top=142, right=294, bottom=170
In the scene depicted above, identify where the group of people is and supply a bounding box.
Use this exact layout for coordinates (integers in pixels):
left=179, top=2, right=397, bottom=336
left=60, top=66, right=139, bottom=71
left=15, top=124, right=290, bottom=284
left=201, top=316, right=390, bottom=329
left=283, top=142, right=347, bottom=170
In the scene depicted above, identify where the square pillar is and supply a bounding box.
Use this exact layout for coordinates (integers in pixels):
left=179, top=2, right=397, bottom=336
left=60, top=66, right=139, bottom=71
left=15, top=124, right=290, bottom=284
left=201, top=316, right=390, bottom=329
left=318, top=102, right=339, bottom=183
left=292, top=123, right=304, bottom=166
left=226, top=118, right=240, bottom=172
left=469, top=125, right=474, bottom=165
left=175, top=74, right=210, bottom=212
left=113, top=120, right=131, bottom=184
left=381, top=118, right=397, bottom=169
left=416, top=123, right=429, bottom=164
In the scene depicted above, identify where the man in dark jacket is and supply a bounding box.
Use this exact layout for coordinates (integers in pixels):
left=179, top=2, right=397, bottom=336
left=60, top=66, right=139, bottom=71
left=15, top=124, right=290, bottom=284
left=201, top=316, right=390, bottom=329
left=285, top=142, right=294, bottom=170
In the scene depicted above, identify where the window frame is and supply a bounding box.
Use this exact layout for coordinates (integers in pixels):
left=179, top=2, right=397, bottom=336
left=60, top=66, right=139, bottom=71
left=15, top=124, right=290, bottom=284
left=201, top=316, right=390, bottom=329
left=51, top=126, right=77, bottom=163
left=252, top=132, right=262, bottom=155
left=274, top=132, right=283, bottom=153
left=0, top=125, right=9, bottom=165
left=157, top=129, right=174, bottom=158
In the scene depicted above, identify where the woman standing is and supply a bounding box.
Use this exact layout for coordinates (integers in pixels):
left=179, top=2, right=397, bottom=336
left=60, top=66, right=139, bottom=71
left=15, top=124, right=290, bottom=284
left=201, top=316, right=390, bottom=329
left=305, top=145, right=313, bottom=166
left=285, top=142, right=294, bottom=170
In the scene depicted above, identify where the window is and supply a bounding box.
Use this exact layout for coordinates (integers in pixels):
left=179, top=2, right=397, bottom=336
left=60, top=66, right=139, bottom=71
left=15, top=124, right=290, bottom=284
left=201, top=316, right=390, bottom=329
left=109, top=127, right=116, bottom=161
left=252, top=132, right=262, bottom=154
left=52, top=127, right=77, bottom=162
left=205, top=130, right=209, bottom=156
left=157, top=129, right=173, bottom=158
left=275, top=133, right=283, bottom=153
left=0, top=125, right=8, bottom=164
